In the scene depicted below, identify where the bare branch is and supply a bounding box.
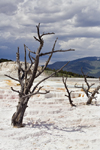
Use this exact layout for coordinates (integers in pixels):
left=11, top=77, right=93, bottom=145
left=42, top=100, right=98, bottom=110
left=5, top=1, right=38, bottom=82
left=24, top=44, right=27, bottom=79
left=22, top=86, right=49, bottom=99
left=39, top=49, right=75, bottom=57
left=24, top=44, right=29, bottom=92
left=32, top=62, right=69, bottom=93
left=26, top=52, right=34, bottom=74
left=25, top=45, right=36, bottom=54
left=41, top=32, right=55, bottom=37
left=37, top=90, right=50, bottom=95
left=16, top=47, right=20, bottom=80
left=16, top=47, right=24, bottom=81
left=36, top=38, right=58, bottom=78
left=11, top=87, right=20, bottom=94
left=74, top=83, right=83, bottom=89
left=36, top=23, right=41, bottom=41
left=4, top=74, right=19, bottom=82
left=28, top=52, right=33, bottom=64
left=81, top=68, right=90, bottom=90
left=74, top=83, right=87, bottom=93
left=34, top=36, right=40, bottom=42
left=31, top=56, right=36, bottom=61
left=16, top=48, right=25, bottom=94
left=25, top=54, right=40, bottom=94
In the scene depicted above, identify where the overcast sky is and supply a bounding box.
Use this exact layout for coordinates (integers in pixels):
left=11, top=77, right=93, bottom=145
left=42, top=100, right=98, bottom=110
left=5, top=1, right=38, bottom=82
left=0, top=0, right=100, bottom=64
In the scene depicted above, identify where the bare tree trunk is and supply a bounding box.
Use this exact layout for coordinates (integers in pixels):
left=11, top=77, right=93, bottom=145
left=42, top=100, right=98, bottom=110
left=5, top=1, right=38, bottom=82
left=11, top=96, right=29, bottom=127
left=62, top=77, right=76, bottom=107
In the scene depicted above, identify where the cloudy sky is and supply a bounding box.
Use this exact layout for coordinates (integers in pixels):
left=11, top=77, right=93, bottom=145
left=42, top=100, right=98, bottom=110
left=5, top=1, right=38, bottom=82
left=0, top=0, right=100, bottom=64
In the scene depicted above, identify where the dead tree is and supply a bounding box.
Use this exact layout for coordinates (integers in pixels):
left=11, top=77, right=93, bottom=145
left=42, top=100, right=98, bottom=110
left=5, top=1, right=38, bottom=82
left=62, top=77, right=76, bottom=107
left=75, top=69, right=100, bottom=105
left=5, top=23, right=75, bottom=127
left=75, top=69, right=95, bottom=97
left=86, top=85, right=100, bottom=105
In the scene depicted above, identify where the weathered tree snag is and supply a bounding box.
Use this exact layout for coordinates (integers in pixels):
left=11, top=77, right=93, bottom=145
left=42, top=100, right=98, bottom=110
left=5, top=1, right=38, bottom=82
left=11, top=96, right=29, bottom=127
left=5, top=23, right=75, bottom=127
left=62, top=77, right=76, bottom=107
left=11, top=103, right=27, bottom=127
left=86, top=86, right=100, bottom=105
left=75, top=69, right=95, bottom=98
left=75, top=68, right=100, bottom=105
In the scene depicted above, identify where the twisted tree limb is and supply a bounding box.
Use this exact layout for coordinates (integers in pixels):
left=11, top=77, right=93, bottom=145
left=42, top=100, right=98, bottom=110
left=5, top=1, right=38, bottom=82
left=63, top=77, right=76, bottom=107
left=75, top=68, right=99, bottom=105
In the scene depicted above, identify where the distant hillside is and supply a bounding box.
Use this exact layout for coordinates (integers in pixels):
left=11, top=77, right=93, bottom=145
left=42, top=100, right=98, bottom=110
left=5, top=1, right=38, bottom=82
left=47, top=57, right=100, bottom=78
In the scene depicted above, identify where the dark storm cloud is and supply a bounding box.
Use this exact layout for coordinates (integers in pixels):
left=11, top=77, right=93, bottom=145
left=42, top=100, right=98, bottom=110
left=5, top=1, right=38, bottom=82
left=0, top=0, right=24, bottom=15
left=0, top=3, right=17, bottom=15
left=74, top=7, right=100, bottom=27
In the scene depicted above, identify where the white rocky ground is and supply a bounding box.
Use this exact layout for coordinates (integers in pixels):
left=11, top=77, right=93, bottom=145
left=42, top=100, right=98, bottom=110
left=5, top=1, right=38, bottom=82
left=0, top=62, right=100, bottom=150
left=0, top=61, right=41, bottom=78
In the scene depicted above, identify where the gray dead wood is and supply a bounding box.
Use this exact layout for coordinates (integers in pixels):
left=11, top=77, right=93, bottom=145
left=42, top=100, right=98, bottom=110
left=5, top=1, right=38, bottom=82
left=63, top=77, right=76, bottom=107
left=86, top=85, right=100, bottom=105
left=75, top=68, right=100, bottom=105
left=5, top=23, right=75, bottom=127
